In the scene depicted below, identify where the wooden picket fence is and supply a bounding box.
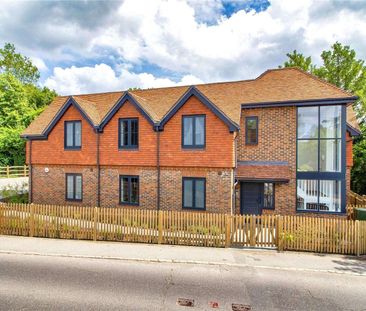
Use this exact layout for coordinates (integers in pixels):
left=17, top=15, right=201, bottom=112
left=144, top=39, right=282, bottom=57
left=348, top=190, right=366, bottom=205
left=0, top=203, right=366, bottom=255
left=0, top=165, right=29, bottom=178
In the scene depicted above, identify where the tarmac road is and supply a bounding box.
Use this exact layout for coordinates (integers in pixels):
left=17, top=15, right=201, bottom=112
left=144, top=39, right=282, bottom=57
left=0, top=252, right=365, bottom=311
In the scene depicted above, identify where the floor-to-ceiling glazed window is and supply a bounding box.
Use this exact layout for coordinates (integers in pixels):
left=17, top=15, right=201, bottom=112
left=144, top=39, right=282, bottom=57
left=296, top=105, right=345, bottom=213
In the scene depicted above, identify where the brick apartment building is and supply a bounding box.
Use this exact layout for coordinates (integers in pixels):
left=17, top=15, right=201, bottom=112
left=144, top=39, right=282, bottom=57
left=22, top=68, right=360, bottom=216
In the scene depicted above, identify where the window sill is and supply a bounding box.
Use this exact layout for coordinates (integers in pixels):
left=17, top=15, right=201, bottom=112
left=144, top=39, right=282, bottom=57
left=118, top=147, right=139, bottom=151
left=119, top=202, right=139, bottom=206
left=66, top=199, right=83, bottom=202
left=64, top=147, right=82, bottom=151
left=182, top=207, right=206, bottom=211
left=181, top=147, right=206, bottom=151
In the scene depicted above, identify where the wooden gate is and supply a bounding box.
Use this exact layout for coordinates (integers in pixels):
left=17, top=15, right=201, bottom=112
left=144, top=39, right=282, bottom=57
left=231, top=215, right=277, bottom=248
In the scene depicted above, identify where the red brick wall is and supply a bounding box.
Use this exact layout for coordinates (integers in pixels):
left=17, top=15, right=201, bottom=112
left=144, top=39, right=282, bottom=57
left=160, top=167, right=233, bottom=213
left=160, top=96, right=235, bottom=168
left=32, top=165, right=97, bottom=206
left=31, top=164, right=233, bottom=213
left=236, top=107, right=297, bottom=215
left=31, top=105, right=97, bottom=165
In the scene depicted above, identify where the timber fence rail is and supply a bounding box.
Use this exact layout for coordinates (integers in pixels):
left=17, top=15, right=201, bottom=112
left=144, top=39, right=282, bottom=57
left=0, top=165, right=29, bottom=178
left=348, top=191, right=366, bottom=206
left=0, top=203, right=366, bottom=255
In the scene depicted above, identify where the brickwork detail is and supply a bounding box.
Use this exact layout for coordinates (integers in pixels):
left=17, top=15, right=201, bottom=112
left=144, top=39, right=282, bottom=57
left=32, top=165, right=233, bottom=213
left=32, top=165, right=97, bottom=206
left=160, top=168, right=233, bottom=213
left=236, top=107, right=297, bottom=215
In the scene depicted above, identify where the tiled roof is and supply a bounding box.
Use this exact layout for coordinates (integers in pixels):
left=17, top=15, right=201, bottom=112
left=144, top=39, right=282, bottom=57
left=236, top=163, right=291, bottom=182
left=22, top=67, right=357, bottom=136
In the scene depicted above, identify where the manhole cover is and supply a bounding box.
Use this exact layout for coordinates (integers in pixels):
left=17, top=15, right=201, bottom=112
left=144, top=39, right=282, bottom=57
left=232, top=303, right=251, bottom=311
left=177, top=298, right=195, bottom=307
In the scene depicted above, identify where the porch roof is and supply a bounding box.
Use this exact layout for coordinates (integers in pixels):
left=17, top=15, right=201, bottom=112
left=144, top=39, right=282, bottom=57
left=235, top=162, right=291, bottom=183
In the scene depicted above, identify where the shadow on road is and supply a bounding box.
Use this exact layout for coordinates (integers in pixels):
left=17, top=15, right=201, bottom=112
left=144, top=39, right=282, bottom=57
left=333, top=256, right=366, bottom=274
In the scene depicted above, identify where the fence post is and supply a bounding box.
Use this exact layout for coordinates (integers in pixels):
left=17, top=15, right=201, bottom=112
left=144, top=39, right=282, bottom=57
left=6, top=166, right=10, bottom=178
left=355, top=220, right=360, bottom=256
left=276, top=215, right=284, bottom=251
left=249, top=215, right=256, bottom=247
left=24, top=165, right=27, bottom=177
left=158, top=211, right=163, bottom=244
left=0, top=203, right=3, bottom=235
left=225, top=214, right=231, bottom=247
left=29, top=204, right=34, bottom=237
left=93, top=206, right=98, bottom=241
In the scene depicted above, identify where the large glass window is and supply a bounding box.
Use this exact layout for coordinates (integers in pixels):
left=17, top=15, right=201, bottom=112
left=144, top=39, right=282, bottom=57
left=66, top=174, right=82, bottom=201
left=120, top=175, right=139, bottom=205
left=65, top=121, right=81, bottom=149
left=182, top=177, right=206, bottom=210
left=119, top=118, right=138, bottom=149
left=297, top=106, right=341, bottom=172
left=297, top=179, right=341, bottom=213
left=182, top=115, right=205, bottom=148
left=296, top=105, right=344, bottom=213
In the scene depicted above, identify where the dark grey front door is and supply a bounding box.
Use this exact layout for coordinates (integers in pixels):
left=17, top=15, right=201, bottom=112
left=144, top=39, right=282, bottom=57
left=240, top=182, right=263, bottom=215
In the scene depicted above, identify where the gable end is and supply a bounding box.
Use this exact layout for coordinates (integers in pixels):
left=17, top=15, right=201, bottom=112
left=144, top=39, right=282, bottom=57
left=159, top=86, right=239, bottom=132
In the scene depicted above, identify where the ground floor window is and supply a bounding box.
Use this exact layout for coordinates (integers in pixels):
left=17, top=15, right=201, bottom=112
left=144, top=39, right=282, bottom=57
left=296, top=179, right=341, bottom=212
left=263, top=183, right=274, bottom=209
left=66, top=173, right=82, bottom=201
left=182, top=177, right=206, bottom=210
left=120, top=175, right=139, bottom=205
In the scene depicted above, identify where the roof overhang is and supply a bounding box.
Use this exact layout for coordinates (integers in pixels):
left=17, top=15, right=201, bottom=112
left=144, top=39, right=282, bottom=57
left=159, top=86, right=240, bottom=132
left=236, top=177, right=289, bottom=183
left=99, top=92, right=157, bottom=130
left=21, top=96, right=98, bottom=140
left=347, top=123, right=362, bottom=136
left=241, top=96, right=358, bottom=109
left=235, top=161, right=291, bottom=183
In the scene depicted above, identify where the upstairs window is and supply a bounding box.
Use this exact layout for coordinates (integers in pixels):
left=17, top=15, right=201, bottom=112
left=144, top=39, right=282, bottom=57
left=119, top=118, right=138, bottom=149
left=65, top=121, right=81, bottom=149
left=245, top=117, right=258, bottom=145
left=297, top=106, right=342, bottom=172
left=182, top=115, right=205, bottom=148
left=182, top=177, right=206, bottom=210
left=66, top=173, right=82, bottom=201
left=120, top=175, right=139, bottom=205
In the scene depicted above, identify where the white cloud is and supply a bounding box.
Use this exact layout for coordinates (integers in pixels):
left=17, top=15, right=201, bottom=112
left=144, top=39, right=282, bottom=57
left=30, top=56, right=48, bottom=72
left=44, top=63, right=203, bottom=95
left=2, top=0, right=366, bottom=92
left=87, top=0, right=366, bottom=81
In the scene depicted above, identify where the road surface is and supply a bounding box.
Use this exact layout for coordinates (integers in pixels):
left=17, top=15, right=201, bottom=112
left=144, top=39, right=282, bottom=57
left=0, top=253, right=365, bottom=310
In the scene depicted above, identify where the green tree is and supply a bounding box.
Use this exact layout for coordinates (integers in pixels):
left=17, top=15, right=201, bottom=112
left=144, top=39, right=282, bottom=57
left=281, top=42, right=366, bottom=194
left=0, top=43, right=57, bottom=166
left=0, top=43, right=40, bottom=84
left=280, top=50, right=316, bottom=73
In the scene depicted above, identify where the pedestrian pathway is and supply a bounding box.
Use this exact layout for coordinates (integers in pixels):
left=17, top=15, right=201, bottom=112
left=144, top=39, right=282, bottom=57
left=0, top=235, right=365, bottom=275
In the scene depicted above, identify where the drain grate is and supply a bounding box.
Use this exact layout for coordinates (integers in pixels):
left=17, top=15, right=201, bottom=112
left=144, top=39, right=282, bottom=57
left=177, top=298, right=195, bottom=307
left=232, top=303, right=251, bottom=311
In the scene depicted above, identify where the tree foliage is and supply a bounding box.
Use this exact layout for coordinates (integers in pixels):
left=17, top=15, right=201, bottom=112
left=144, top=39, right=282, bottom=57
left=0, top=43, right=40, bottom=84
left=0, top=43, right=57, bottom=166
left=281, top=42, right=366, bottom=194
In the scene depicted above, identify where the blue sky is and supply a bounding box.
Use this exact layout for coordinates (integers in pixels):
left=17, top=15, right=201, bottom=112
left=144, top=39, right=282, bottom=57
left=1, top=0, right=365, bottom=95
